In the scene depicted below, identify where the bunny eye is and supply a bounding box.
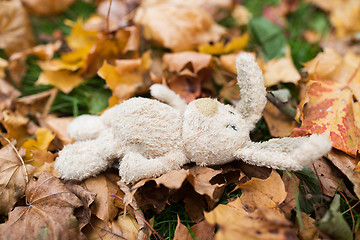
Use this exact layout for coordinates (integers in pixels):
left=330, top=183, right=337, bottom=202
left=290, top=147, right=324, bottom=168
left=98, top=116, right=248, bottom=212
left=226, top=124, right=238, bottom=131
left=229, top=111, right=235, bottom=115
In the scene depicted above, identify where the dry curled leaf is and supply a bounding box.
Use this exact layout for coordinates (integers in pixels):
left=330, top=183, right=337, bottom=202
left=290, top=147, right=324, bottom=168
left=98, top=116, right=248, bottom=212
left=174, top=216, right=215, bottom=240
left=0, top=144, right=32, bottom=215
left=0, top=0, right=35, bottom=55
left=0, top=79, right=21, bottom=112
left=0, top=172, right=82, bottom=239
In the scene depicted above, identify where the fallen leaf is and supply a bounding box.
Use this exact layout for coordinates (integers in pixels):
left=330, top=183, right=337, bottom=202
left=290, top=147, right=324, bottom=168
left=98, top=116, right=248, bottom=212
left=174, top=215, right=215, bottom=240
left=30, top=150, right=59, bottom=178
left=293, top=80, right=359, bottom=156
left=239, top=170, right=287, bottom=212
left=45, top=116, right=73, bottom=144
left=65, top=182, right=97, bottom=229
left=134, top=0, right=225, bottom=51
left=0, top=0, right=35, bottom=55
left=316, top=194, right=353, bottom=240
left=0, top=58, right=8, bottom=78
left=173, top=215, right=192, bottom=240
left=83, top=215, right=139, bottom=240
left=280, top=172, right=299, bottom=217
left=232, top=5, right=252, bottom=26
left=98, top=52, right=151, bottom=106
left=83, top=173, right=120, bottom=222
left=16, top=88, right=58, bottom=117
left=311, top=158, right=353, bottom=197
left=22, top=128, right=55, bottom=160
left=298, top=213, right=320, bottom=240
left=198, top=33, right=249, bottom=55
left=326, top=150, right=360, bottom=199
left=263, top=52, right=301, bottom=87
left=0, top=79, right=21, bottom=112
left=0, top=110, right=29, bottom=145
left=0, top=172, right=82, bottom=239
left=0, top=144, right=32, bottom=215
left=21, top=0, right=75, bottom=15
left=205, top=197, right=296, bottom=240
left=36, top=70, right=84, bottom=94
left=263, top=102, right=298, bottom=137
left=163, top=51, right=212, bottom=76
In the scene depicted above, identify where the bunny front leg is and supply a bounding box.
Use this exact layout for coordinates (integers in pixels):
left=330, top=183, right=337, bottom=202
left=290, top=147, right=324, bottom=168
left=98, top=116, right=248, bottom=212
left=150, top=84, right=187, bottom=114
left=119, top=151, right=189, bottom=183
left=235, top=134, right=332, bottom=171
left=55, top=132, right=122, bottom=181
left=67, top=115, right=105, bottom=141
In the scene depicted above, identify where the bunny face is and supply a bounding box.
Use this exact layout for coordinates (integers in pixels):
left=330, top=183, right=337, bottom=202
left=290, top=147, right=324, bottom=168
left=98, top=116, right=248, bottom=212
left=183, top=98, right=250, bottom=166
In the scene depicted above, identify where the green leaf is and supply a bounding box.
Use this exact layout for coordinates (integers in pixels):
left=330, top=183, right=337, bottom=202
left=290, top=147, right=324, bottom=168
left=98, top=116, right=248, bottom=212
left=243, top=0, right=280, bottom=16
left=85, top=89, right=111, bottom=115
left=249, top=17, right=286, bottom=60
left=294, top=167, right=320, bottom=214
left=316, top=194, right=353, bottom=240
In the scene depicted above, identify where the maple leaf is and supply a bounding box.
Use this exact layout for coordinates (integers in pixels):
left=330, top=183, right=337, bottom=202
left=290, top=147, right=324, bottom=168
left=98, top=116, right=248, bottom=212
left=0, top=172, right=83, bottom=239
left=0, top=144, right=32, bottom=215
left=0, top=1, right=35, bottom=55
left=134, top=0, right=225, bottom=51
left=97, top=52, right=151, bottom=107
left=21, top=0, right=75, bottom=16
left=293, top=80, right=359, bottom=156
left=205, top=171, right=296, bottom=240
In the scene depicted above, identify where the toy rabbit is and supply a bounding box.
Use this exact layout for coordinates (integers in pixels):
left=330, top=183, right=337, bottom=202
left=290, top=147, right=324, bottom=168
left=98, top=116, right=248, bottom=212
left=55, top=53, right=332, bottom=183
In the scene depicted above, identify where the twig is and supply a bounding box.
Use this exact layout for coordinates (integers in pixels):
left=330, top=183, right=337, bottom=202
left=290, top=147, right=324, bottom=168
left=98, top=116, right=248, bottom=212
left=0, top=135, right=29, bottom=182
left=339, top=191, right=356, bottom=233
left=266, top=92, right=297, bottom=119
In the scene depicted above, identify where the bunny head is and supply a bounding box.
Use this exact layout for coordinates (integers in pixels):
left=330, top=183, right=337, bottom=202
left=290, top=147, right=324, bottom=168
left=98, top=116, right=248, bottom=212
left=182, top=98, right=250, bottom=166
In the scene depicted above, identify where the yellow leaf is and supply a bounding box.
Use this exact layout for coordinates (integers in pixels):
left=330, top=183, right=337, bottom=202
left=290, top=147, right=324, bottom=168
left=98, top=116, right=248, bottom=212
left=22, top=128, right=55, bottom=160
left=198, top=33, right=249, bottom=55
left=65, top=19, right=98, bottom=51
left=263, top=51, right=301, bottom=86
left=36, top=70, right=83, bottom=93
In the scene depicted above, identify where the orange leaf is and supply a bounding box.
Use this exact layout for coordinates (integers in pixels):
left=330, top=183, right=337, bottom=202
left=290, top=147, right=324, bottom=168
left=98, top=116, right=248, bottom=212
left=293, top=80, right=359, bottom=156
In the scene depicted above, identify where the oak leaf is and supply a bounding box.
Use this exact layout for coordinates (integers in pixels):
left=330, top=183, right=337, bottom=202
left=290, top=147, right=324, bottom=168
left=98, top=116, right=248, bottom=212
left=134, top=0, right=225, bottom=51
left=0, top=144, right=32, bottom=215
left=0, top=172, right=83, bottom=239
left=0, top=0, right=35, bottom=55
left=293, top=80, right=359, bottom=156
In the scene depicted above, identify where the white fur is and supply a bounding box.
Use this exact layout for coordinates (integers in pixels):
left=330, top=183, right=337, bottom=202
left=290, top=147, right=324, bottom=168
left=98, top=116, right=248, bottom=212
left=55, top=53, right=333, bottom=183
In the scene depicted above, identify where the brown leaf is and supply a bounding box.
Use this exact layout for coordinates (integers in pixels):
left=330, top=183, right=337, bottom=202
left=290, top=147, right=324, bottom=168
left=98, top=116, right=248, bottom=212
left=163, top=51, right=212, bottom=75
left=298, top=213, right=320, bottom=240
left=311, top=158, right=354, bottom=197
left=174, top=215, right=192, bottom=240
left=65, top=182, right=97, bottom=230
left=0, top=144, right=32, bottom=215
left=0, top=79, right=21, bottom=112
left=0, top=172, right=82, bottom=239
left=83, top=173, right=120, bottom=222
left=83, top=215, right=139, bottom=240
left=45, top=115, right=73, bottom=145
left=0, top=1, right=35, bottom=55
left=239, top=170, right=287, bottom=212
left=30, top=150, right=59, bottom=178
left=326, top=150, right=360, bottom=198
left=21, top=0, right=76, bottom=16
left=0, top=110, right=30, bottom=145
left=205, top=197, right=296, bottom=240
left=280, top=172, right=299, bottom=217
left=134, top=0, right=225, bottom=51
left=263, top=102, right=298, bottom=137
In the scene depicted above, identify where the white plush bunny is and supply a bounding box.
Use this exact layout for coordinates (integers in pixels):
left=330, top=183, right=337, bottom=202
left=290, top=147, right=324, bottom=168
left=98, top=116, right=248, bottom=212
left=55, top=53, right=332, bottom=183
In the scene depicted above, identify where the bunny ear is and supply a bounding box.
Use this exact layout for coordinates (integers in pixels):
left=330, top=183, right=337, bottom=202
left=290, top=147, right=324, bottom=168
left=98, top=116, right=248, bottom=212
left=235, top=134, right=332, bottom=171
left=235, top=53, right=267, bottom=130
